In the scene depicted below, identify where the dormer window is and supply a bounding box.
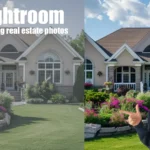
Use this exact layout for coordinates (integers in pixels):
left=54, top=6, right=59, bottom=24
left=144, top=45, right=150, bottom=53
left=1, top=45, right=18, bottom=52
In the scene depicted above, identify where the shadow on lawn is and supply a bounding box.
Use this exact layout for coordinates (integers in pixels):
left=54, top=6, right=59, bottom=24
left=0, top=114, right=48, bottom=133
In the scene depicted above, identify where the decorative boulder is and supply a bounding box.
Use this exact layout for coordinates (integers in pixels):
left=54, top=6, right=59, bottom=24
left=116, top=126, right=131, bottom=132
left=84, top=124, right=101, bottom=139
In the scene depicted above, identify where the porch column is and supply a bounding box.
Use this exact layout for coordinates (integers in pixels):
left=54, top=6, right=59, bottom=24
left=108, top=66, right=114, bottom=82
left=135, top=66, right=141, bottom=91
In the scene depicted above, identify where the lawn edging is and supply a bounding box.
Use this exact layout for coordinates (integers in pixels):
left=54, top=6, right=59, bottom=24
left=85, top=119, right=147, bottom=139
left=0, top=113, right=11, bottom=129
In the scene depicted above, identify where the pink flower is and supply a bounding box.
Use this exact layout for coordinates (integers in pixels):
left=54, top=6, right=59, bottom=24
left=0, top=106, right=7, bottom=112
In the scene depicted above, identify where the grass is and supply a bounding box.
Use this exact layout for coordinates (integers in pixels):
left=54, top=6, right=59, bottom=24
left=85, top=133, right=148, bottom=150
left=0, top=104, right=83, bottom=150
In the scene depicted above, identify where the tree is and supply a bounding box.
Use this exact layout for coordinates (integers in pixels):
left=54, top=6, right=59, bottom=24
left=73, top=64, right=84, bottom=102
left=70, top=30, right=84, bottom=56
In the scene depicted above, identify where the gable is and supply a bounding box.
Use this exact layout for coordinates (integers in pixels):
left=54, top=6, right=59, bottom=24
left=107, top=44, right=143, bottom=63
left=17, top=34, right=83, bottom=61
left=85, top=38, right=106, bottom=62
left=25, top=34, right=79, bottom=63
left=0, top=35, right=28, bottom=53
left=85, top=33, right=109, bottom=59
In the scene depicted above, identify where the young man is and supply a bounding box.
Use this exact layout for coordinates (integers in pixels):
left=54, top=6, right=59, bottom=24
left=120, top=105, right=150, bottom=149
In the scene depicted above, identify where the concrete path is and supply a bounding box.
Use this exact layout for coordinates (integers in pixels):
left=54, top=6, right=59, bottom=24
left=12, top=101, right=27, bottom=106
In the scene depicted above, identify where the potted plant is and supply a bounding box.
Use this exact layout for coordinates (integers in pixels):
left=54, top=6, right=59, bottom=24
left=104, top=81, right=113, bottom=90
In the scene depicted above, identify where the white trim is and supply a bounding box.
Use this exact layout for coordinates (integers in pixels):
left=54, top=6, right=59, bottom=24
left=73, top=63, right=80, bottom=84
left=107, top=44, right=143, bottom=63
left=16, top=34, right=84, bottom=62
left=135, top=64, right=142, bottom=66
left=85, top=33, right=110, bottom=59
left=106, top=65, right=108, bottom=81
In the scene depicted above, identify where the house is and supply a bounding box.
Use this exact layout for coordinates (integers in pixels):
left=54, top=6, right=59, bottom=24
left=0, top=30, right=83, bottom=100
left=85, top=28, right=150, bottom=91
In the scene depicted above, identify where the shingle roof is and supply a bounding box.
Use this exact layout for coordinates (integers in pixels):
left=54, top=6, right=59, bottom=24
left=97, top=28, right=150, bottom=54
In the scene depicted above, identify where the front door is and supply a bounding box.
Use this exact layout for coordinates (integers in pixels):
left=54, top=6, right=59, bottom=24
left=5, top=72, right=14, bottom=90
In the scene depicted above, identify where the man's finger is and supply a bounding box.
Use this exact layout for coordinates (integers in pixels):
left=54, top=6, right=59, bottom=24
left=119, top=110, right=132, bottom=115
left=136, top=104, right=140, bottom=114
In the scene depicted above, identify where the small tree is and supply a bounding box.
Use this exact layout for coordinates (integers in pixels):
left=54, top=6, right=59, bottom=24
left=73, top=64, right=84, bottom=102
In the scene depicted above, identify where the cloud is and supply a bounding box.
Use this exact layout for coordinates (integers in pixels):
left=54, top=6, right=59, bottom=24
left=5, top=0, right=14, bottom=10
left=98, top=0, right=150, bottom=27
left=85, top=8, right=103, bottom=22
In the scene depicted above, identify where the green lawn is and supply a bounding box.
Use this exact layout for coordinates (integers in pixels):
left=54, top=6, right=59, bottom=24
left=0, top=104, right=84, bottom=150
left=85, top=133, right=148, bottom=150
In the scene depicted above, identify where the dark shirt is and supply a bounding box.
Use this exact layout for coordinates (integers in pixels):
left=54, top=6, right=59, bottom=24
left=135, top=112, right=150, bottom=149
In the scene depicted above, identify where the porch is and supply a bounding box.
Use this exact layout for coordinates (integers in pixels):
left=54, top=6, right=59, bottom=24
left=107, top=66, right=141, bottom=92
left=0, top=64, right=25, bottom=101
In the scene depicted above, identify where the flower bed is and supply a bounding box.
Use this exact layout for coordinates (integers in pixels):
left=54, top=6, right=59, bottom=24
left=84, top=89, right=150, bottom=139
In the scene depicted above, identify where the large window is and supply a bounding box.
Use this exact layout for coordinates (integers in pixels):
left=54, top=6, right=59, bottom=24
left=114, top=67, right=135, bottom=83
left=84, top=59, right=93, bottom=83
left=38, top=52, right=61, bottom=83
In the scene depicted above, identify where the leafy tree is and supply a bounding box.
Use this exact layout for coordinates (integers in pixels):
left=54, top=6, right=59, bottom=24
left=70, top=30, right=84, bottom=56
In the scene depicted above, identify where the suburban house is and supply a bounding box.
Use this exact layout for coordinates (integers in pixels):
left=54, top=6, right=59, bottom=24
left=0, top=31, right=83, bottom=100
left=85, top=28, right=150, bottom=92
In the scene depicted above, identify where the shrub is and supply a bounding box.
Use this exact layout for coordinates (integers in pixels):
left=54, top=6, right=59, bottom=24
left=84, top=83, right=93, bottom=89
left=109, top=93, right=118, bottom=98
left=24, top=81, right=56, bottom=103
left=117, top=85, right=130, bottom=96
left=99, top=113, right=112, bottom=127
left=126, top=90, right=139, bottom=98
left=136, top=92, right=150, bottom=108
left=0, top=91, right=13, bottom=112
left=85, top=101, right=93, bottom=109
left=50, top=93, right=66, bottom=104
left=110, top=112, right=127, bottom=127
left=27, top=98, right=44, bottom=104
left=99, top=104, right=114, bottom=115
left=84, top=90, right=109, bottom=103
left=84, top=109, right=101, bottom=124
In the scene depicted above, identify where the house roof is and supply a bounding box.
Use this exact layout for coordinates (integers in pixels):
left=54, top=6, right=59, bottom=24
left=0, top=52, right=23, bottom=60
left=97, top=28, right=150, bottom=54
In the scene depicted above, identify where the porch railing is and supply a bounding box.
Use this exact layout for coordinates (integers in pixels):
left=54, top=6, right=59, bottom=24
left=114, top=83, right=136, bottom=92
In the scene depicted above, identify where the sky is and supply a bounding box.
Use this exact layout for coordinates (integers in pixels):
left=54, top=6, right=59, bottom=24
left=85, top=0, right=150, bottom=41
left=0, top=0, right=84, bottom=38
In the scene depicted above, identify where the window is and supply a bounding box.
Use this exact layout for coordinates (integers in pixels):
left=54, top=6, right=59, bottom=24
left=84, top=59, right=93, bottom=83
left=38, top=52, right=61, bottom=83
left=114, top=67, right=135, bottom=83
left=144, top=45, right=150, bottom=52
left=1, top=45, right=18, bottom=52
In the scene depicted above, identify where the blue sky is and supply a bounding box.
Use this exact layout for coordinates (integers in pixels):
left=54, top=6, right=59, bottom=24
left=0, top=0, right=84, bottom=38
left=85, top=0, right=150, bottom=41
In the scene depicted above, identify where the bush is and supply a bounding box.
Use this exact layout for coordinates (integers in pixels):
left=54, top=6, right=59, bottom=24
left=84, top=109, right=101, bottom=124
left=0, top=91, right=13, bottom=112
left=27, top=98, right=44, bottom=104
left=136, top=92, right=150, bottom=108
left=24, top=81, right=56, bottom=103
left=50, top=93, right=66, bottom=104
left=126, top=90, right=139, bottom=98
left=117, top=85, right=130, bottom=96
left=84, top=90, right=109, bottom=103
left=110, top=112, right=127, bottom=127
left=99, top=113, right=112, bottom=127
